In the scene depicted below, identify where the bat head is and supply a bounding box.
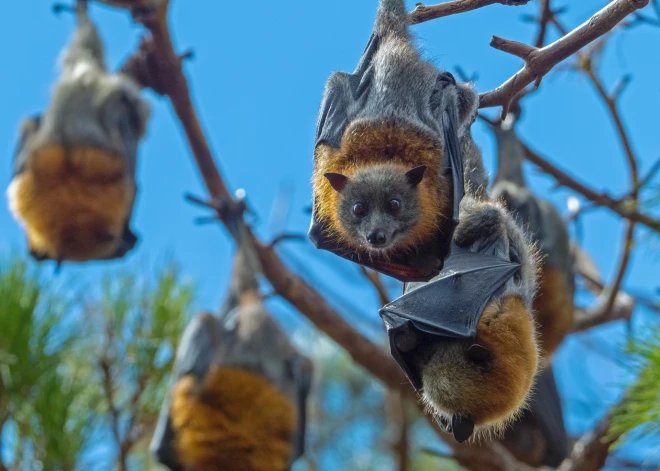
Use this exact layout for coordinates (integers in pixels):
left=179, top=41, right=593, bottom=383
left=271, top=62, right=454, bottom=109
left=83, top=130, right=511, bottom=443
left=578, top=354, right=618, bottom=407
left=324, top=164, right=426, bottom=255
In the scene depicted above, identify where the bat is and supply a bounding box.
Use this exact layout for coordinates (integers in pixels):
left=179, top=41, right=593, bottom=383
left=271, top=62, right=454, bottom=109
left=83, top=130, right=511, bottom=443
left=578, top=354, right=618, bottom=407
left=6, top=0, right=150, bottom=266
left=150, top=242, right=314, bottom=471
left=309, top=0, right=479, bottom=282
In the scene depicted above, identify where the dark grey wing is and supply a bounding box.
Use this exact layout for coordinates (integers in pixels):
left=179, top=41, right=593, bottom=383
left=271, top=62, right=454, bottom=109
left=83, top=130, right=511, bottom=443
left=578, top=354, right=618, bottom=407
left=12, top=115, right=42, bottom=177
left=150, top=313, right=219, bottom=470
left=528, top=365, right=569, bottom=467
left=314, top=33, right=379, bottom=148
left=288, top=355, right=314, bottom=466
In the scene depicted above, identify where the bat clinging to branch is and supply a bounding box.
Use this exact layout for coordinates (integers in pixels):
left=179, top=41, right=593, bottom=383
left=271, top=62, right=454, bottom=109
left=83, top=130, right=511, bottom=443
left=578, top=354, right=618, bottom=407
left=309, top=0, right=478, bottom=281
left=380, top=123, right=541, bottom=442
left=6, top=0, right=150, bottom=266
left=150, top=241, right=313, bottom=471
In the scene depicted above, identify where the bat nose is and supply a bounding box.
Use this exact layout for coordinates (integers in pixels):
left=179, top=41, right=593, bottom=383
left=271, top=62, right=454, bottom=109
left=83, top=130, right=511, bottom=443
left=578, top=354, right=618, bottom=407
left=367, top=230, right=387, bottom=246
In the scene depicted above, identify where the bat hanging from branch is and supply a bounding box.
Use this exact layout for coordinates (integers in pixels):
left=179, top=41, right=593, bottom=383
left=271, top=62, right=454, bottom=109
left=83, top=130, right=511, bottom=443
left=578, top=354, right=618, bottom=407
left=6, top=0, right=150, bottom=267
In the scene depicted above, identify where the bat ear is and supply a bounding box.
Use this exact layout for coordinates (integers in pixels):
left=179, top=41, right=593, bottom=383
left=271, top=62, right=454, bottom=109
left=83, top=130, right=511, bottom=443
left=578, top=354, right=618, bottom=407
left=405, top=165, right=427, bottom=187
left=324, top=173, right=349, bottom=193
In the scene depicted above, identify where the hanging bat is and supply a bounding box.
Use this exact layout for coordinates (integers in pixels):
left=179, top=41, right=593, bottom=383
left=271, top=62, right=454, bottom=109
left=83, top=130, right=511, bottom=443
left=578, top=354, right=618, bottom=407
left=309, top=0, right=480, bottom=282
left=501, top=364, right=569, bottom=467
left=6, top=0, right=150, bottom=266
left=489, top=113, right=575, bottom=361
left=380, top=132, right=541, bottom=441
left=150, top=242, right=314, bottom=471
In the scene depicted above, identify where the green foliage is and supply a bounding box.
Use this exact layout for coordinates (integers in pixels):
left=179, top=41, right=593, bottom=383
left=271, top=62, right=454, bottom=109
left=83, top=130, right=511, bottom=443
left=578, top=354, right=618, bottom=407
left=0, top=257, right=196, bottom=471
left=610, top=328, right=660, bottom=447
left=83, top=261, right=196, bottom=468
left=0, top=257, right=91, bottom=471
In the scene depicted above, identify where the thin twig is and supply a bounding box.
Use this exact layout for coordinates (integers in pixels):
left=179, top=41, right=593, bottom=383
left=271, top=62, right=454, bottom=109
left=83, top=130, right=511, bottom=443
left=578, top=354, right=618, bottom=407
left=410, top=0, right=531, bottom=24
left=521, top=143, right=660, bottom=232
left=479, top=0, right=650, bottom=115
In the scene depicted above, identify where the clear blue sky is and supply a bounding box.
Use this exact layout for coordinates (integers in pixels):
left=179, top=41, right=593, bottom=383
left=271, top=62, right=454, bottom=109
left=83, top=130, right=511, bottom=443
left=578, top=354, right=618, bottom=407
left=1, top=0, right=658, bottom=466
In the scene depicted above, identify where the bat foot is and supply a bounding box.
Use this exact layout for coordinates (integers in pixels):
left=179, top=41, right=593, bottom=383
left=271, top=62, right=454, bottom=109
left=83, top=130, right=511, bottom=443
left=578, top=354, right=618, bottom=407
left=185, top=193, right=246, bottom=224
left=451, top=414, right=475, bottom=443
left=467, top=344, right=491, bottom=363
left=394, top=325, right=418, bottom=353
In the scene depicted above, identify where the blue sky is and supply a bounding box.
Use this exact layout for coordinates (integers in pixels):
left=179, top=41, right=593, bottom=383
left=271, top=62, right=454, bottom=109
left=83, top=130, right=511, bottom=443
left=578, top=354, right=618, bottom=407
left=1, top=0, right=659, bottom=466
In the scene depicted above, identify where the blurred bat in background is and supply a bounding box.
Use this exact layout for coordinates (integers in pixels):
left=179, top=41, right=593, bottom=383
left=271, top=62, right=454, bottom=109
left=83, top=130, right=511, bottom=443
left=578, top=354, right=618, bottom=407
left=489, top=110, right=575, bottom=362
left=6, top=0, right=150, bottom=266
left=150, top=239, right=313, bottom=471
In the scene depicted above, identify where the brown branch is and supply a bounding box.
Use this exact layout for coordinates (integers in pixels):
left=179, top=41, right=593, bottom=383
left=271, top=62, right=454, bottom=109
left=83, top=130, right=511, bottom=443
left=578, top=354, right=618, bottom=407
left=558, top=414, right=616, bottom=471
left=521, top=143, right=660, bottom=232
left=122, top=0, right=412, bottom=395
left=573, top=288, right=635, bottom=332
left=410, top=0, right=531, bottom=24
left=479, top=0, right=650, bottom=114
left=386, top=391, right=410, bottom=471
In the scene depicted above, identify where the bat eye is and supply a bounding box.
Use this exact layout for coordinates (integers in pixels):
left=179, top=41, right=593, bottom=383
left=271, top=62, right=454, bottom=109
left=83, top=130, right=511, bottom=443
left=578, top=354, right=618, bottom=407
left=389, top=199, right=401, bottom=212
left=353, top=202, right=367, bottom=217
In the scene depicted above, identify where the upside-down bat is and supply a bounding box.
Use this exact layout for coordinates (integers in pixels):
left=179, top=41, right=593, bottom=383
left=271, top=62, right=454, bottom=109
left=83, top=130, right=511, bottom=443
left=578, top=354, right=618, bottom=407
left=380, top=186, right=541, bottom=442
left=309, top=0, right=479, bottom=282
left=6, top=0, right=150, bottom=265
left=150, top=242, right=314, bottom=471
left=489, top=112, right=575, bottom=361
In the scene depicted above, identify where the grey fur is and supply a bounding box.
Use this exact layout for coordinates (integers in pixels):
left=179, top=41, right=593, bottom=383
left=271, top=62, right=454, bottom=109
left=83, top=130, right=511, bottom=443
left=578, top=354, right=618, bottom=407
left=150, top=242, right=313, bottom=471
left=489, top=122, right=574, bottom=287
left=332, top=165, right=423, bottom=251
left=13, top=5, right=150, bottom=177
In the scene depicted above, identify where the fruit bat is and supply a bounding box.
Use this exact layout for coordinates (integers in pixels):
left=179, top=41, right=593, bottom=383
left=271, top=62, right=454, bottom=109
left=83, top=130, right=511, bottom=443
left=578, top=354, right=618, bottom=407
left=489, top=112, right=575, bottom=360
left=380, top=193, right=540, bottom=442
left=6, top=0, right=150, bottom=265
left=501, top=364, right=569, bottom=467
left=309, top=0, right=479, bottom=282
left=150, top=242, right=314, bottom=471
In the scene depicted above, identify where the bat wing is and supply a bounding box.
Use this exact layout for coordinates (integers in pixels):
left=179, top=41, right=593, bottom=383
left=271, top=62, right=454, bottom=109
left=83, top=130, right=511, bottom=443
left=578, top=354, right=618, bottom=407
left=380, top=248, right=520, bottom=389
left=528, top=365, right=569, bottom=466
left=12, top=115, right=42, bottom=177
left=288, top=355, right=314, bottom=467
left=150, top=312, right=220, bottom=470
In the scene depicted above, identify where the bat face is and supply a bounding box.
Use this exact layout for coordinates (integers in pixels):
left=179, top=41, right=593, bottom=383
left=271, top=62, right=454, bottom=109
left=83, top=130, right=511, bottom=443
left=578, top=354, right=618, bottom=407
left=170, top=366, right=297, bottom=471
left=7, top=144, right=135, bottom=262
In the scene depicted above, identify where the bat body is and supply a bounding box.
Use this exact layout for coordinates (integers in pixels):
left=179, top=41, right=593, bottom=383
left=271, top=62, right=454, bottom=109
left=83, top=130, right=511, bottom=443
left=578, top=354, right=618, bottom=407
left=489, top=119, right=575, bottom=361
left=310, top=0, right=478, bottom=281
left=151, top=245, right=313, bottom=471
left=6, top=2, right=150, bottom=264
left=381, top=185, right=540, bottom=441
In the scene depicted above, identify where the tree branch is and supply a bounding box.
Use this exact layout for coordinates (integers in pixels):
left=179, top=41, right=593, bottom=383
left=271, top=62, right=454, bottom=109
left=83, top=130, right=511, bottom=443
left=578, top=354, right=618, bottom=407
left=521, top=143, right=660, bottom=232
left=558, top=414, right=616, bottom=471
left=479, top=0, right=650, bottom=115
left=360, top=267, right=392, bottom=306
left=410, top=0, right=531, bottom=24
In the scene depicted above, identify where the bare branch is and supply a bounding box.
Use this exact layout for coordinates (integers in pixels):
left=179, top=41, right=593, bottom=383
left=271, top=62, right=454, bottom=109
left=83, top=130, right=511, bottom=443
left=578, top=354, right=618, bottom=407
left=490, top=36, right=538, bottom=60
left=479, top=0, right=650, bottom=113
left=521, top=143, right=660, bottom=232
left=573, top=287, right=635, bottom=332
left=410, top=0, right=531, bottom=24
left=558, top=414, right=616, bottom=471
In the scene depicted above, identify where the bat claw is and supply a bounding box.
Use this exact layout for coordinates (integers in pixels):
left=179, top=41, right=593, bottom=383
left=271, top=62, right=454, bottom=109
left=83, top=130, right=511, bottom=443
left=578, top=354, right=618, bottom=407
left=451, top=414, right=475, bottom=443
left=436, top=415, right=452, bottom=434
left=394, top=325, right=419, bottom=353
left=467, top=344, right=491, bottom=363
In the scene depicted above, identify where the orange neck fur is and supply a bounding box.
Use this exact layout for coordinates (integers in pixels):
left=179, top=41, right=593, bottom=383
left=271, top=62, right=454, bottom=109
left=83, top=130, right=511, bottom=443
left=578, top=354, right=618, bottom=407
left=313, top=122, right=451, bottom=254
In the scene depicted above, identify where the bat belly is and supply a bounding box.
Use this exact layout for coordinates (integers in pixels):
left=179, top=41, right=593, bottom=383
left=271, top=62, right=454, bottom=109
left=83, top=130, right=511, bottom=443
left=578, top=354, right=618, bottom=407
left=170, top=366, right=297, bottom=471
left=7, top=144, right=133, bottom=262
